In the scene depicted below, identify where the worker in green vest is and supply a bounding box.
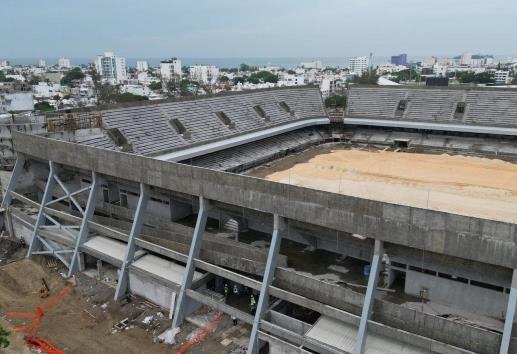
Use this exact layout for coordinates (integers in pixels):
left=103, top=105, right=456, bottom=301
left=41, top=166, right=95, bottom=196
left=233, top=284, right=239, bottom=296
left=224, top=283, right=229, bottom=302
left=250, top=294, right=257, bottom=315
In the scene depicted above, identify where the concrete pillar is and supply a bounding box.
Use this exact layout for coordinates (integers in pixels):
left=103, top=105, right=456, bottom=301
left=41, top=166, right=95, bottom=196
left=27, top=161, right=57, bottom=257
left=114, top=183, right=149, bottom=300
left=247, top=215, right=286, bottom=354
left=500, top=269, right=517, bottom=354
left=354, top=239, right=383, bottom=354
left=68, top=171, right=100, bottom=277
left=0, top=154, right=25, bottom=209
left=172, top=196, right=211, bottom=328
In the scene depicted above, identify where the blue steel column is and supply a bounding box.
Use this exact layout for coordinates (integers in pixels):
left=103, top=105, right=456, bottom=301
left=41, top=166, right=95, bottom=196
left=68, top=171, right=100, bottom=277
left=500, top=269, right=517, bottom=354
left=27, top=161, right=58, bottom=257
left=114, top=183, right=149, bottom=300
left=172, top=196, right=211, bottom=328
left=1, top=154, right=25, bottom=208
left=354, top=239, right=383, bottom=354
left=247, top=214, right=286, bottom=354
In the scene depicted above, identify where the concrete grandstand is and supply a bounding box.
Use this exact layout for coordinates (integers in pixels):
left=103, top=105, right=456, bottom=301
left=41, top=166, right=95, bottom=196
left=2, top=86, right=517, bottom=353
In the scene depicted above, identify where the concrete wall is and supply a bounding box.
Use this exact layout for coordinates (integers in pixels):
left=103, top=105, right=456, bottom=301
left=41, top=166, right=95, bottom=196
left=128, top=271, right=176, bottom=310
left=405, top=270, right=511, bottom=320
left=12, top=132, right=517, bottom=269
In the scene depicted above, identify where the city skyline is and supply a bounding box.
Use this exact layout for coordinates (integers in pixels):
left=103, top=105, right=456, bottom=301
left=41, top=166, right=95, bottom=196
left=3, top=0, right=516, bottom=58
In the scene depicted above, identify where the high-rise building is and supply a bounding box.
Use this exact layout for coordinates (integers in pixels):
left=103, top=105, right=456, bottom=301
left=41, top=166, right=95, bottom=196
left=460, top=52, right=472, bottom=66
left=349, top=56, right=369, bottom=76
left=391, top=54, right=407, bottom=66
left=37, top=59, right=46, bottom=67
left=160, top=58, right=182, bottom=82
left=422, top=56, right=437, bottom=68
left=136, top=61, right=149, bottom=72
left=189, top=65, right=219, bottom=84
left=58, top=57, right=71, bottom=69
left=95, top=52, right=127, bottom=84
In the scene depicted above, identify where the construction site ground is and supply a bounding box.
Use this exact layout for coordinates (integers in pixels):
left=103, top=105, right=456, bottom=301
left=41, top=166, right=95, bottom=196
left=0, top=243, right=250, bottom=354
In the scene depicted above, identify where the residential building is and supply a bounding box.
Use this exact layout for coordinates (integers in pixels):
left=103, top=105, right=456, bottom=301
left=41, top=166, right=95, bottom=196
left=433, top=64, right=448, bottom=77
left=460, top=52, right=472, bottom=66
left=160, top=58, right=182, bottom=82
left=391, top=54, right=407, bottom=66
left=494, top=70, right=510, bottom=84
left=37, top=59, right=46, bottom=67
left=349, top=56, right=369, bottom=76
left=0, top=84, right=34, bottom=113
left=136, top=61, right=149, bottom=72
left=377, top=64, right=407, bottom=75
left=189, top=65, right=219, bottom=84
left=58, top=57, right=71, bottom=69
left=95, top=52, right=127, bottom=84
left=422, top=56, right=437, bottom=68
left=32, top=82, right=61, bottom=99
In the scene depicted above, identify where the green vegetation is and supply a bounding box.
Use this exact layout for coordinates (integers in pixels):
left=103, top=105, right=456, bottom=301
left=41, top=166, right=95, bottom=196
left=247, top=71, right=278, bottom=84
left=391, top=69, right=421, bottom=83
left=239, top=63, right=258, bottom=72
left=351, top=72, right=379, bottom=85
left=512, top=76, right=517, bottom=85
left=179, top=80, right=200, bottom=96
left=96, top=84, right=148, bottom=105
left=287, top=70, right=296, bottom=75
left=324, top=95, right=346, bottom=108
left=219, top=75, right=229, bottom=83
left=148, top=81, right=162, bottom=90
left=60, top=67, right=85, bottom=85
left=233, top=76, right=245, bottom=85
left=0, top=71, right=14, bottom=82
left=34, top=101, right=54, bottom=112
left=456, top=71, right=495, bottom=84
left=0, top=326, right=9, bottom=349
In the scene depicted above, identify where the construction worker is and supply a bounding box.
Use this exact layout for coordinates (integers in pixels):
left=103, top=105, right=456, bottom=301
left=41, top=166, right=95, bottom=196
left=224, top=283, right=229, bottom=302
left=250, top=294, right=257, bottom=315
left=233, top=284, right=239, bottom=297
left=231, top=315, right=237, bottom=326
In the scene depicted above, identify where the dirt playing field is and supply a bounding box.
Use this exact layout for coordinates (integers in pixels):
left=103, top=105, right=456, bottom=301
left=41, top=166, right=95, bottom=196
left=0, top=256, right=248, bottom=354
left=251, top=146, right=517, bottom=223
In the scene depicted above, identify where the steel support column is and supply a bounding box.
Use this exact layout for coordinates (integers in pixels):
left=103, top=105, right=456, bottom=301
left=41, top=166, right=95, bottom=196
left=172, top=196, right=211, bottom=328
left=247, top=214, right=286, bottom=354
left=68, top=171, right=100, bottom=277
left=27, top=161, right=58, bottom=256
left=1, top=154, right=25, bottom=209
left=114, top=183, right=149, bottom=300
left=354, top=239, right=383, bottom=354
left=500, top=269, right=517, bottom=354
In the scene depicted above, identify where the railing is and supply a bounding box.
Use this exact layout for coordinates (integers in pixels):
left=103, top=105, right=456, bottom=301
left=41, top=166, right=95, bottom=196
left=45, top=111, right=102, bottom=132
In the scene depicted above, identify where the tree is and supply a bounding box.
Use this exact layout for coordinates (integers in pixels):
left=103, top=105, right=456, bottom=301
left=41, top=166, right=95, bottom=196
left=0, top=71, right=14, bottom=82
left=179, top=80, right=200, bottom=96
left=114, top=93, right=148, bottom=103
left=34, top=101, right=54, bottom=112
left=163, top=74, right=181, bottom=95
left=351, top=72, right=379, bottom=85
left=391, top=69, right=421, bottom=83
left=233, top=76, right=245, bottom=85
left=512, top=76, right=517, bottom=85
left=239, top=63, right=258, bottom=72
left=0, top=326, right=9, bottom=349
left=60, top=67, right=85, bottom=85
left=219, top=75, right=229, bottom=83
left=148, top=81, right=161, bottom=90
left=457, top=71, right=495, bottom=84
left=248, top=71, right=278, bottom=84
left=287, top=70, right=296, bottom=75
left=324, top=95, right=346, bottom=108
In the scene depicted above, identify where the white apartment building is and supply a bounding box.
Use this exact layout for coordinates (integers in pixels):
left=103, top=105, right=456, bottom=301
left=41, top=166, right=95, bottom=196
left=494, top=70, right=510, bottom=84
left=32, top=82, right=61, bottom=99
left=376, top=64, right=407, bottom=75
left=95, top=52, right=127, bottom=84
left=160, top=58, right=182, bottom=82
left=349, top=56, right=369, bottom=76
left=136, top=61, right=149, bottom=72
left=58, top=57, right=71, bottom=69
left=38, top=59, right=46, bottom=67
left=422, top=56, right=437, bottom=68
left=460, top=52, right=472, bottom=66
left=433, top=64, right=448, bottom=77
left=189, top=65, right=219, bottom=84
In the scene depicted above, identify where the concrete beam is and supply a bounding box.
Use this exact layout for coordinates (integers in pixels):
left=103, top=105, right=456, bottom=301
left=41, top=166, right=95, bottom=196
left=1, top=154, right=25, bottom=208
left=115, top=183, right=149, bottom=300
left=172, top=197, right=211, bottom=328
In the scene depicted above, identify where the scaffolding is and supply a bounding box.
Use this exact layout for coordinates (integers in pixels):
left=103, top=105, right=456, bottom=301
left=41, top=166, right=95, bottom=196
left=45, top=111, right=102, bottom=133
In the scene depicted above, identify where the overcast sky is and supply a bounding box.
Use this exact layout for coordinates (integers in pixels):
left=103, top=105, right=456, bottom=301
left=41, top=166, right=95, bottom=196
left=3, top=0, right=516, bottom=58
